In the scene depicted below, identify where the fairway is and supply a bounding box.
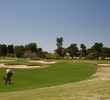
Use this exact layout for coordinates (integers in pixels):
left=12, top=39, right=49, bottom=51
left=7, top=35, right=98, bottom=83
left=0, top=60, right=97, bottom=92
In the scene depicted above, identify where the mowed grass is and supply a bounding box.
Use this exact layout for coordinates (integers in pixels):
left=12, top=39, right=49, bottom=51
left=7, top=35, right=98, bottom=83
left=0, top=60, right=97, bottom=92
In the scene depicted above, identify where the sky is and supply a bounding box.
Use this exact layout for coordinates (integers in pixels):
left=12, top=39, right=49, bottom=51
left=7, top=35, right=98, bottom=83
left=0, top=0, right=110, bottom=52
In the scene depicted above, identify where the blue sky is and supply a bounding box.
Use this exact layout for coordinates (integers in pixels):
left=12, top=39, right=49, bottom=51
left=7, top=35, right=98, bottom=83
left=0, top=0, right=110, bottom=52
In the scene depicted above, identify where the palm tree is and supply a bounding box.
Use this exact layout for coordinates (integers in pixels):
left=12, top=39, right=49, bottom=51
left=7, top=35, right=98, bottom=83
left=56, top=37, right=63, bottom=48
left=80, top=44, right=87, bottom=58
left=55, top=37, right=66, bottom=58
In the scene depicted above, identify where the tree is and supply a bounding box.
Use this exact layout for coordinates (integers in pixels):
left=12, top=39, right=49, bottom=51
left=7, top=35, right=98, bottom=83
left=25, top=43, right=37, bottom=53
left=80, top=44, right=87, bottom=58
left=102, top=47, right=110, bottom=59
left=67, top=43, right=79, bottom=59
left=14, top=45, right=25, bottom=59
left=55, top=47, right=66, bottom=58
left=24, top=50, right=37, bottom=58
left=86, top=51, right=98, bottom=60
left=7, top=45, right=14, bottom=57
left=90, top=43, right=103, bottom=60
left=56, top=37, right=63, bottom=48
left=37, top=48, right=45, bottom=58
left=55, top=37, right=66, bottom=58
left=1, top=44, right=7, bottom=57
left=45, top=52, right=59, bottom=59
left=0, top=44, right=1, bottom=57
left=7, top=45, right=14, bottom=54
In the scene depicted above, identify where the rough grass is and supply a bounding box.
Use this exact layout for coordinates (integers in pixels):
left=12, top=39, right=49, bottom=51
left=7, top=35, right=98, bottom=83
left=0, top=75, right=110, bottom=100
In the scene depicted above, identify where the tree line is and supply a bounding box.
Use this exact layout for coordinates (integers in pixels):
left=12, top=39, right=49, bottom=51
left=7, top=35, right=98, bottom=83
left=0, top=43, right=45, bottom=59
left=55, top=37, right=110, bottom=60
left=0, top=37, right=110, bottom=60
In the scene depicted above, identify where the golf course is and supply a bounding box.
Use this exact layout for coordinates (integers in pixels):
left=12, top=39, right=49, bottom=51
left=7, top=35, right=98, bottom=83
left=0, top=59, right=110, bottom=100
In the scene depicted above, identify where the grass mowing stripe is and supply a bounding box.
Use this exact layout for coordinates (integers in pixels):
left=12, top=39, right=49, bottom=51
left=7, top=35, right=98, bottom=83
left=0, top=61, right=97, bottom=92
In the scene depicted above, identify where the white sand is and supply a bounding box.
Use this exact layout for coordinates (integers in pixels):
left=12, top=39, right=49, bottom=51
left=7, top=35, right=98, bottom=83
left=0, top=60, right=55, bottom=69
left=98, top=63, right=110, bottom=66
left=29, top=60, right=55, bottom=64
left=0, top=63, right=42, bottom=69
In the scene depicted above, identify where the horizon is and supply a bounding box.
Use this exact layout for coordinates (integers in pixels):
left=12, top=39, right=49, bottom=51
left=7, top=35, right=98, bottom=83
left=0, top=41, right=108, bottom=53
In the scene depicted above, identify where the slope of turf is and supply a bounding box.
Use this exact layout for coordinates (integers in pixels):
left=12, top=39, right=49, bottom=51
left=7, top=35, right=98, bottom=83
left=0, top=60, right=97, bottom=92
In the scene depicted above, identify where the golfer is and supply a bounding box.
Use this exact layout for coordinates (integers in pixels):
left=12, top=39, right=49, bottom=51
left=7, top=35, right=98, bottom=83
left=5, top=67, right=14, bottom=84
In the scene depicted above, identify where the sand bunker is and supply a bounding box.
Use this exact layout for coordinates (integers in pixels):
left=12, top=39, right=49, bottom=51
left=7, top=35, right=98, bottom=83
left=0, top=63, right=43, bottom=69
left=98, top=64, right=110, bottom=66
left=0, top=60, right=55, bottom=69
left=29, top=60, right=56, bottom=64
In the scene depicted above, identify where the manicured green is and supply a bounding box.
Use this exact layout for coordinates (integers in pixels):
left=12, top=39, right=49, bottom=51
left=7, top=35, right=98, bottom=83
left=0, top=60, right=97, bottom=92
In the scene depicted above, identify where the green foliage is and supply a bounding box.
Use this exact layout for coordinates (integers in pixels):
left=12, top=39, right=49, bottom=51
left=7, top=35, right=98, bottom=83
left=1, top=44, right=7, bottom=57
left=7, top=45, right=14, bottom=54
left=24, top=50, right=37, bottom=57
left=102, top=47, right=110, bottom=59
left=0, top=41, right=110, bottom=60
left=37, top=48, right=45, bottom=58
left=14, top=46, right=25, bottom=58
left=64, top=55, right=72, bottom=59
left=80, top=44, right=87, bottom=57
left=45, top=53, right=59, bottom=59
left=55, top=37, right=66, bottom=58
left=56, top=37, right=63, bottom=48
left=89, top=43, right=103, bottom=60
left=67, top=43, right=79, bottom=59
left=25, top=43, right=37, bottom=53
left=86, top=51, right=98, bottom=60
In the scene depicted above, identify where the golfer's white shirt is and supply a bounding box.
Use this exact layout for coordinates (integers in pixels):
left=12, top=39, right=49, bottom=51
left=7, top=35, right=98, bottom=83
left=6, top=69, right=12, bottom=74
